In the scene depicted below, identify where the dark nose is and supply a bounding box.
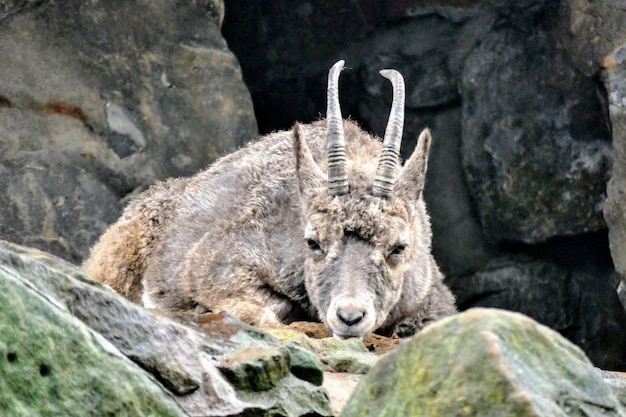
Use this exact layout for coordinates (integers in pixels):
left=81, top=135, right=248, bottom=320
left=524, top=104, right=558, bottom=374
left=337, top=309, right=365, bottom=327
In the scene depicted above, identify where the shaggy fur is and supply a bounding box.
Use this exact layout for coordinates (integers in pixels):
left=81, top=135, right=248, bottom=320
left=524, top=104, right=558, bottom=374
left=84, top=119, right=456, bottom=338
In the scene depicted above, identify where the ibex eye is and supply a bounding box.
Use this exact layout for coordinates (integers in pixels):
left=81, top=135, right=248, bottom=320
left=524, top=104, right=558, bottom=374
left=306, top=239, right=321, bottom=251
left=391, top=244, right=407, bottom=255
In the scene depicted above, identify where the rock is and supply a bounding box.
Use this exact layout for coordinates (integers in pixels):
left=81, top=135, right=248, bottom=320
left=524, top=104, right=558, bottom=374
left=0, top=0, right=257, bottom=263
left=341, top=308, right=626, bottom=417
left=0, top=240, right=333, bottom=417
left=263, top=326, right=379, bottom=375
left=0, top=246, right=189, bottom=416
left=602, top=370, right=626, bottom=409
left=558, top=0, right=626, bottom=76
left=446, top=255, right=626, bottom=370
left=603, top=43, right=626, bottom=312
left=461, top=19, right=611, bottom=244
left=322, top=372, right=363, bottom=416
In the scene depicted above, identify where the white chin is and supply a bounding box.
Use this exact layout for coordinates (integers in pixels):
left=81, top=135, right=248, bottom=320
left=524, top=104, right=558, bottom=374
left=332, top=332, right=367, bottom=341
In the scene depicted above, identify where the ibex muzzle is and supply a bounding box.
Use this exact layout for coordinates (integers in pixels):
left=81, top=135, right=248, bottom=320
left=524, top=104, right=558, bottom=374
left=83, top=60, right=457, bottom=340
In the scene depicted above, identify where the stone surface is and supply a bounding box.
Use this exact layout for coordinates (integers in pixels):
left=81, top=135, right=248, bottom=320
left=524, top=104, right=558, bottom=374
left=0, top=247, right=189, bottom=416
left=0, top=240, right=333, bottom=417
left=341, top=308, right=626, bottom=417
left=322, top=372, right=362, bottom=416
left=558, top=0, right=626, bottom=76
left=0, top=0, right=257, bottom=263
left=461, top=20, right=612, bottom=244
left=446, top=253, right=626, bottom=370
left=263, top=326, right=378, bottom=375
left=603, top=43, right=626, bottom=312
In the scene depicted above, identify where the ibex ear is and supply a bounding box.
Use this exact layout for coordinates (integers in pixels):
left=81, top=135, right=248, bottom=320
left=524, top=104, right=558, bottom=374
left=293, top=123, right=326, bottom=197
left=395, top=128, right=432, bottom=201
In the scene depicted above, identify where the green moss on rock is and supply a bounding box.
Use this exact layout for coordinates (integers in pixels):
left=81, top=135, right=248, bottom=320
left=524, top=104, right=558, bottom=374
left=342, top=308, right=624, bottom=417
left=0, top=267, right=188, bottom=417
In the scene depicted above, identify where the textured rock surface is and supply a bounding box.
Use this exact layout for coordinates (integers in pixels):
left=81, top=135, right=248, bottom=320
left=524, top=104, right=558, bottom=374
left=0, top=246, right=189, bottom=416
left=461, top=21, right=611, bottom=244
left=603, top=42, right=626, bottom=310
left=446, top=255, right=626, bottom=370
left=0, top=240, right=332, bottom=417
left=264, top=327, right=379, bottom=375
left=558, top=0, right=626, bottom=76
left=341, top=308, right=626, bottom=417
left=0, top=0, right=257, bottom=263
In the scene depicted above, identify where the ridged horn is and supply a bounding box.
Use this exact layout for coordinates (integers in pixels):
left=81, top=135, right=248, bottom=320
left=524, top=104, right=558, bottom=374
left=372, top=69, right=405, bottom=199
left=327, top=60, right=349, bottom=196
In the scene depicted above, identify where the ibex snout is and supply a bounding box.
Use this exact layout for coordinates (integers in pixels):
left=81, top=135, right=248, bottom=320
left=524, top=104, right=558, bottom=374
left=337, top=309, right=364, bottom=327
left=326, top=295, right=377, bottom=339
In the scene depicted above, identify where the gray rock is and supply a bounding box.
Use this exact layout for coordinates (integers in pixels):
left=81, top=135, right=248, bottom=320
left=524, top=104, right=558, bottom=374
left=601, top=369, right=626, bottom=410
left=0, top=240, right=333, bottom=417
left=342, top=308, right=626, bottom=417
left=558, top=0, right=626, bottom=76
left=446, top=255, right=626, bottom=370
left=264, top=327, right=379, bottom=375
left=0, top=246, right=190, bottom=416
left=0, top=0, right=257, bottom=263
left=461, top=23, right=612, bottom=244
left=603, top=43, right=626, bottom=312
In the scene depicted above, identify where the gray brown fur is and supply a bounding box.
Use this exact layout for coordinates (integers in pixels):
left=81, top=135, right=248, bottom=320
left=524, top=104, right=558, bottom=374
left=84, top=64, right=456, bottom=339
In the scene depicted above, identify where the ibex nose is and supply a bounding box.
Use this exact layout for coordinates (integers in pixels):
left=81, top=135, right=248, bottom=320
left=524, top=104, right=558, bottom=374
left=337, top=309, right=365, bottom=327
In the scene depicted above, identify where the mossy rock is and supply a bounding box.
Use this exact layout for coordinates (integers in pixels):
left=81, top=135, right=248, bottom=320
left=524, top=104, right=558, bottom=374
left=0, top=266, right=188, bottom=417
left=342, top=308, right=625, bottom=417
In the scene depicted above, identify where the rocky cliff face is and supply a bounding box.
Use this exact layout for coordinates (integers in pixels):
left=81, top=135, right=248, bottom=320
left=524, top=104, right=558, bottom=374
left=0, top=0, right=257, bottom=263
left=1, top=0, right=625, bottom=371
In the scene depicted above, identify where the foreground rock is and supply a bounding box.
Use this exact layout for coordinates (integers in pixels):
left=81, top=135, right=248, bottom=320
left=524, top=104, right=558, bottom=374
left=342, top=308, right=626, bottom=417
left=0, top=245, right=188, bottom=416
left=0, top=240, right=332, bottom=417
left=0, top=0, right=257, bottom=263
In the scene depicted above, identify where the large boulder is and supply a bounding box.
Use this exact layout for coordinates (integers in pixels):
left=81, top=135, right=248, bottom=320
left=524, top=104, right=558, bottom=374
left=0, top=0, right=257, bottom=263
left=0, top=240, right=332, bottom=417
left=460, top=15, right=612, bottom=244
left=0, top=244, right=189, bottom=416
left=341, top=308, right=626, bottom=417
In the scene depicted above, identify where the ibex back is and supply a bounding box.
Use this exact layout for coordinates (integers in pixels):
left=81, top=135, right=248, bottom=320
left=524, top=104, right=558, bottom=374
left=83, top=60, right=456, bottom=339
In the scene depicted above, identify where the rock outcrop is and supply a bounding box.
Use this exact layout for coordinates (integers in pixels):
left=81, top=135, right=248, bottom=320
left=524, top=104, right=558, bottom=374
left=0, top=0, right=257, bottom=263
left=603, top=42, right=626, bottom=310
left=341, top=308, right=626, bottom=417
left=0, top=240, right=332, bottom=416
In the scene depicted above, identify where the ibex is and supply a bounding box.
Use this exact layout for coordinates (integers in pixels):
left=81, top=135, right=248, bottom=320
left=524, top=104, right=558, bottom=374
left=84, top=60, right=456, bottom=339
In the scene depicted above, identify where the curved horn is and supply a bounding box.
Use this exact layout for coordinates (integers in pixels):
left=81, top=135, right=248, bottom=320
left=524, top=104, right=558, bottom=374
left=372, top=69, right=405, bottom=199
left=327, top=60, right=349, bottom=196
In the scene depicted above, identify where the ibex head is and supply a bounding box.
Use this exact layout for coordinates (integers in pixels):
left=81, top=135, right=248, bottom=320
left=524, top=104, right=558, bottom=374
left=294, top=60, right=434, bottom=339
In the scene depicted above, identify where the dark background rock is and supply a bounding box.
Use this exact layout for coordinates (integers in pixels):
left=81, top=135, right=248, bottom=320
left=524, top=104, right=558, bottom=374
left=460, top=17, right=611, bottom=244
left=603, top=40, right=626, bottom=318
left=0, top=0, right=625, bottom=370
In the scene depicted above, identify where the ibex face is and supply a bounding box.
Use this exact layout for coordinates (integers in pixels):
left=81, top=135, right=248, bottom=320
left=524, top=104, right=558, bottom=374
left=293, top=61, right=433, bottom=339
